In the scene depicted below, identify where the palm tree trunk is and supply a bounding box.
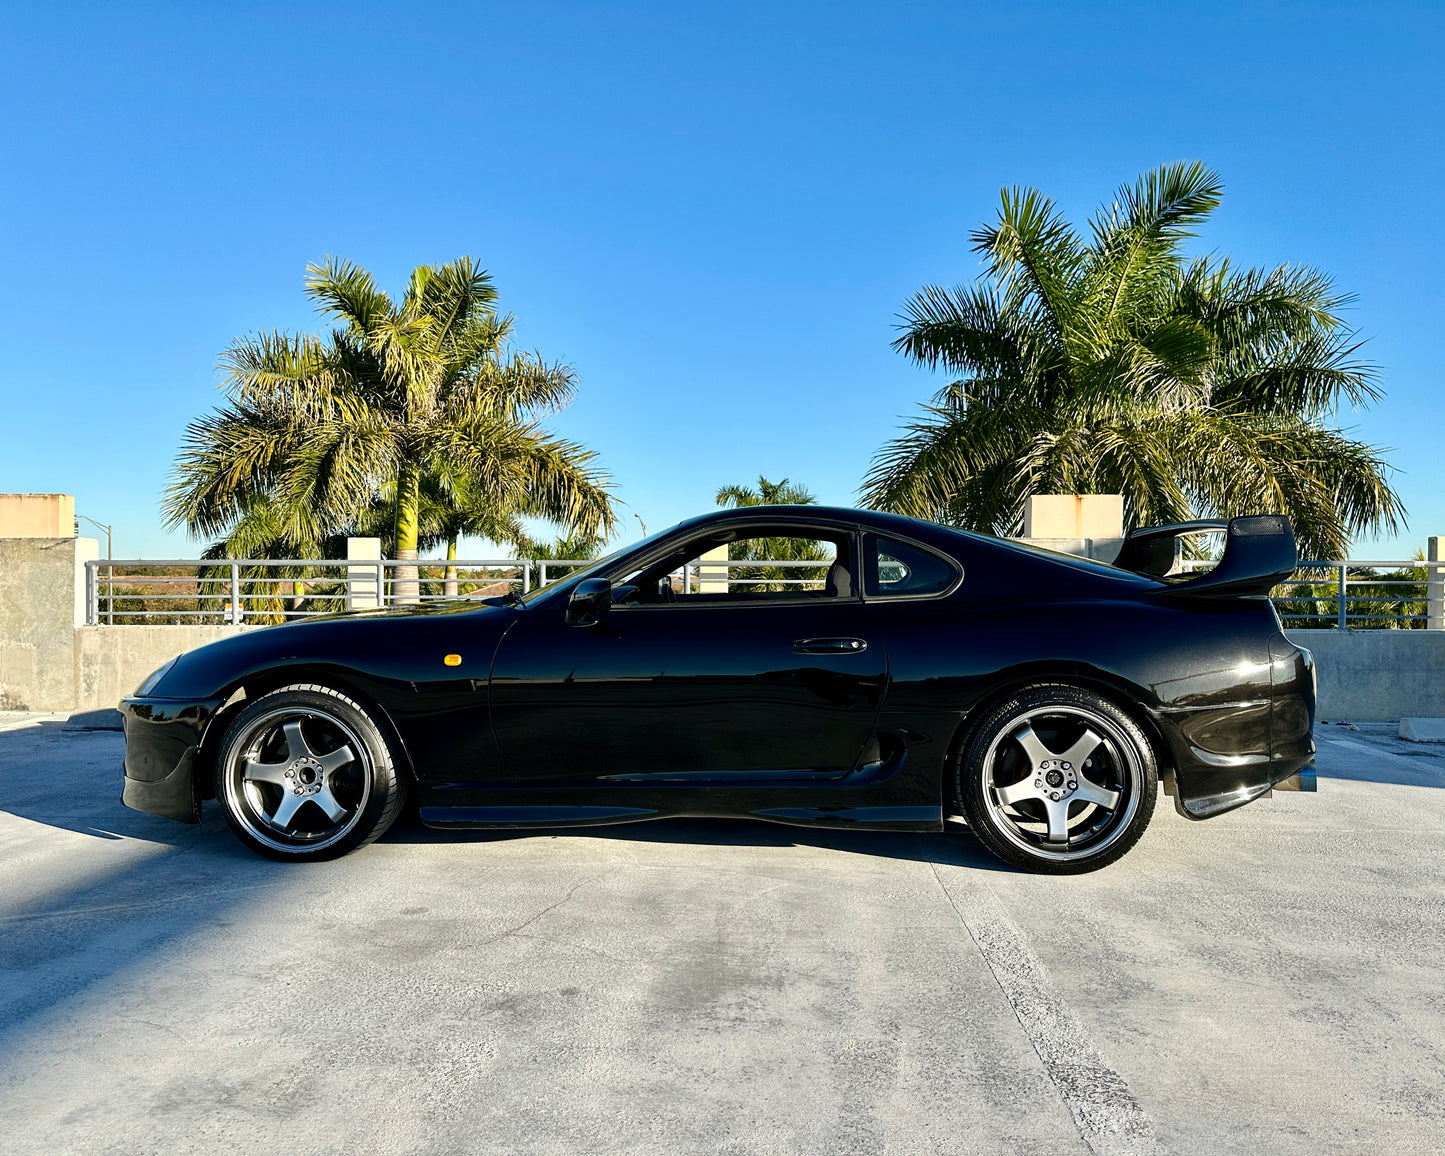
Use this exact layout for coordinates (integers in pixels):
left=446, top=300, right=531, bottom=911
left=394, top=462, right=421, bottom=604
left=444, top=534, right=459, bottom=598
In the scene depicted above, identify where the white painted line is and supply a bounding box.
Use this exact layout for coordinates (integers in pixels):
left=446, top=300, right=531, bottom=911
left=931, top=863, right=1166, bottom=1156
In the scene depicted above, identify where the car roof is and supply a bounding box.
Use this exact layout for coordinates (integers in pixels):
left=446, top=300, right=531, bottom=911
left=673, top=504, right=946, bottom=535
left=671, top=505, right=1156, bottom=591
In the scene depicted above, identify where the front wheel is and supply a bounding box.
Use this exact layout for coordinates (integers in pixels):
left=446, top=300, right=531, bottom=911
left=215, top=684, right=408, bottom=861
left=956, top=684, right=1157, bottom=874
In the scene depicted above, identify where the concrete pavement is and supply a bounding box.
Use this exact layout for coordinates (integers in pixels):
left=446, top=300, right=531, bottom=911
left=1, top=715, right=1442, bottom=1155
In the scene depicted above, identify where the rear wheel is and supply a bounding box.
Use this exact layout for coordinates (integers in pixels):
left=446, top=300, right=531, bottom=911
left=957, top=684, right=1157, bottom=874
left=215, top=684, right=407, bottom=861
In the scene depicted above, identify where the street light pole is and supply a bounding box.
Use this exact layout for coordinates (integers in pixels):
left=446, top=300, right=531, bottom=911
left=76, top=514, right=113, bottom=625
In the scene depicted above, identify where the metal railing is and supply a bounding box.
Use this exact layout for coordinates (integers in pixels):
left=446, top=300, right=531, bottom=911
left=81, top=556, right=838, bottom=625
left=82, top=554, right=1445, bottom=629
left=1178, top=558, right=1445, bottom=629
left=83, top=557, right=597, bottom=625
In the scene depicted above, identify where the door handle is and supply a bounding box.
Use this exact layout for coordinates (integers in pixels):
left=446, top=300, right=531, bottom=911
left=792, top=637, right=869, bottom=654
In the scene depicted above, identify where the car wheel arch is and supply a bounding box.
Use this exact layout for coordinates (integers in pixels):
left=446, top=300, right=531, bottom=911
left=941, top=668, right=1176, bottom=815
left=194, top=666, right=417, bottom=800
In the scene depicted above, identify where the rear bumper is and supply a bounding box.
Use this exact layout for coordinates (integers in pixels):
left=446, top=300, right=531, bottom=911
left=1156, top=635, right=1317, bottom=820
left=120, top=695, right=226, bottom=823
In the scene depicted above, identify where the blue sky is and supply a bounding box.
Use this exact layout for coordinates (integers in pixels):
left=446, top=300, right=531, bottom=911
left=1, top=1, right=1440, bottom=560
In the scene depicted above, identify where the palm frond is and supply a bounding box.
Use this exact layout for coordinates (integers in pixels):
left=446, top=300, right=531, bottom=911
left=305, top=256, right=394, bottom=337
left=970, top=186, right=1084, bottom=347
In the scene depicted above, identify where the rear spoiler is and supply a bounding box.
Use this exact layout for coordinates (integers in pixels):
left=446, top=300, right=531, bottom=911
left=1114, top=515, right=1298, bottom=598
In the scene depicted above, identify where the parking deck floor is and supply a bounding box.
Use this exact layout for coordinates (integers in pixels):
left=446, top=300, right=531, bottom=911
left=1, top=716, right=1442, bottom=1155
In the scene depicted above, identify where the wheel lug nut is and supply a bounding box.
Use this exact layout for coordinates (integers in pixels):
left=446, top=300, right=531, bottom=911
left=1050, top=791, right=1061, bottom=800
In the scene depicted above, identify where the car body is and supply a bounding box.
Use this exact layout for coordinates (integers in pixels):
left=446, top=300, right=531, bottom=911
left=120, top=506, right=1316, bottom=871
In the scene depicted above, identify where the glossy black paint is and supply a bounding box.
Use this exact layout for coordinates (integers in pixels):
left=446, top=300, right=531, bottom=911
left=120, top=506, right=1315, bottom=835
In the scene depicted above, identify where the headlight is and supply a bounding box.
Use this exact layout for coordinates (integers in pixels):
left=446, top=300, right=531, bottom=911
left=135, top=657, right=179, bottom=696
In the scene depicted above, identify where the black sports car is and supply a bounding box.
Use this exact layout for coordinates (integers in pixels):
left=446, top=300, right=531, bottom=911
left=120, top=506, right=1316, bottom=873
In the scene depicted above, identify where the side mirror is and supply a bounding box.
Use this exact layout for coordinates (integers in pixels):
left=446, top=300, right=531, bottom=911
left=566, top=578, right=613, bottom=626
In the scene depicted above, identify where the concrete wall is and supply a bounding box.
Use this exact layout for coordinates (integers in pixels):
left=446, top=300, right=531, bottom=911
left=0, top=537, right=246, bottom=712
left=1288, top=629, right=1445, bottom=722
left=74, top=625, right=255, bottom=711
left=0, top=537, right=95, bottom=710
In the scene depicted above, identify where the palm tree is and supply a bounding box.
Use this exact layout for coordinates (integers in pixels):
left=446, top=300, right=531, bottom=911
left=715, top=476, right=829, bottom=590
left=862, top=162, right=1404, bottom=559
left=715, top=476, right=818, bottom=509
left=165, top=257, right=616, bottom=600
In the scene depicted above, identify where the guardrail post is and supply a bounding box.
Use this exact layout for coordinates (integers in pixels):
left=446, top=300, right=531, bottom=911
left=523, top=561, right=531, bottom=594
left=230, top=562, right=243, bottom=625
left=1429, top=537, right=1444, bottom=631
left=1336, top=564, right=1348, bottom=629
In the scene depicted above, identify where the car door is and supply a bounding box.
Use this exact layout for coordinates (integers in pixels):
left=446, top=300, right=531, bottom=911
left=487, top=525, right=888, bottom=783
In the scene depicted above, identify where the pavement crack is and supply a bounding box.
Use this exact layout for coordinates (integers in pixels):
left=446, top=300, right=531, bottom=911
left=482, top=868, right=614, bottom=945
left=929, top=861, right=1166, bottom=1156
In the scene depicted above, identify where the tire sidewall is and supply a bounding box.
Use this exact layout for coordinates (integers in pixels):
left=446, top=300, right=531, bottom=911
left=957, top=684, right=1158, bottom=874
left=215, top=685, right=403, bottom=862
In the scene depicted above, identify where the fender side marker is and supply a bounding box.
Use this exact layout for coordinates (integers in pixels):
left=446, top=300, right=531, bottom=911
left=444, top=654, right=462, bottom=666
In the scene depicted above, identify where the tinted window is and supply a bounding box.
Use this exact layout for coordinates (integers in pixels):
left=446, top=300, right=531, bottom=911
left=866, top=535, right=958, bottom=598
left=618, top=528, right=854, bottom=604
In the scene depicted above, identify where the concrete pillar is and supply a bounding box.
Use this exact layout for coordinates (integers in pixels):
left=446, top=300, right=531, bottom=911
left=0, top=493, right=76, bottom=538
left=1428, top=537, right=1444, bottom=632
left=346, top=537, right=383, bottom=610
left=697, top=544, right=729, bottom=593
left=1023, top=494, right=1124, bottom=540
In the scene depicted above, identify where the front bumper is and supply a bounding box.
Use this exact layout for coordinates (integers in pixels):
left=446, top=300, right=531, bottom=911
left=120, top=695, right=226, bottom=823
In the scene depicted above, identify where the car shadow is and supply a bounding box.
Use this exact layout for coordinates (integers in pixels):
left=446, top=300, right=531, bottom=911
left=1313, top=727, right=1445, bottom=790
left=379, top=809, right=1017, bottom=871
left=0, top=719, right=207, bottom=846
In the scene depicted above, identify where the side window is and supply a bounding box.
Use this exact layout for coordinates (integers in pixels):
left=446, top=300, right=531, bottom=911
left=619, top=528, right=854, bottom=604
left=865, top=534, right=959, bottom=598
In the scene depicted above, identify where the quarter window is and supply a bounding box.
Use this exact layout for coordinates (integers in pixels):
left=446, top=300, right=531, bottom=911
left=866, top=535, right=959, bottom=598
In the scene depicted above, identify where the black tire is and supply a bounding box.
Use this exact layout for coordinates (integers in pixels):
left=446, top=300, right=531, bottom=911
left=956, top=684, right=1157, bottom=874
left=214, top=684, right=408, bottom=861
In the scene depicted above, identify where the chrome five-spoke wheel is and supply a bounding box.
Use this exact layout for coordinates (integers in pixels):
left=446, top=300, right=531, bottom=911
left=958, top=685, right=1158, bottom=873
left=215, top=684, right=407, bottom=861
